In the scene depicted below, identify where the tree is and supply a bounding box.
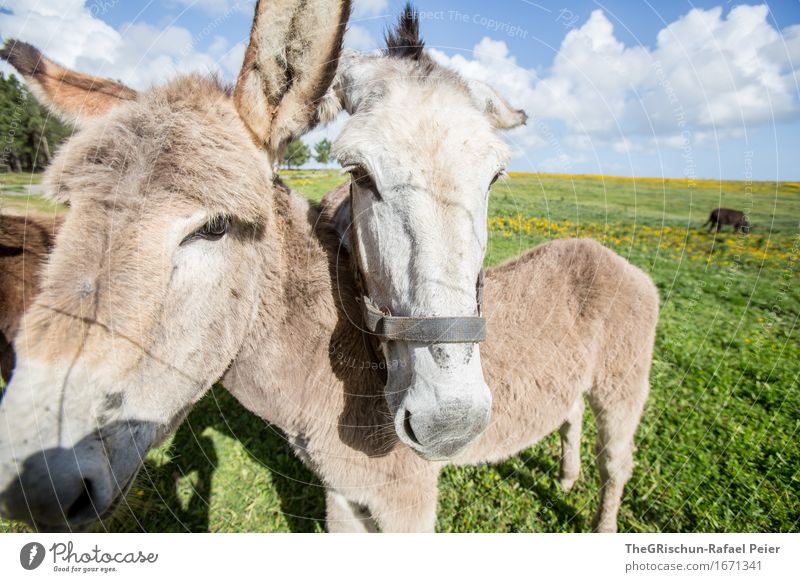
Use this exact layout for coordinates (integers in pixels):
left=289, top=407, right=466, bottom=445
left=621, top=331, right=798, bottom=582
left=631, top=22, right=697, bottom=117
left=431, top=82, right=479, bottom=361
left=283, top=138, right=310, bottom=169
left=0, top=72, right=72, bottom=173
left=314, top=138, right=333, bottom=167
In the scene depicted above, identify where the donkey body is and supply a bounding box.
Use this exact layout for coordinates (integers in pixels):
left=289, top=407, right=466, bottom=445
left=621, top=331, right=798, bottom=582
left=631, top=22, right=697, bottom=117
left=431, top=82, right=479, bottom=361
left=277, top=187, right=658, bottom=533
left=0, top=2, right=658, bottom=533
left=0, top=185, right=658, bottom=532
left=703, top=208, right=750, bottom=233
left=0, top=213, right=62, bottom=383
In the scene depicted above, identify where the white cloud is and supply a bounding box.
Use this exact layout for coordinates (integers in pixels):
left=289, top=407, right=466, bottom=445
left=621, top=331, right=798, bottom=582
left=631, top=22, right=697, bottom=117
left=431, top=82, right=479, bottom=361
left=653, top=134, right=689, bottom=149
left=102, top=22, right=223, bottom=88
left=431, top=37, right=539, bottom=107
left=172, top=0, right=253, bottom=16
left=0, top=0, right=237, bottom=89
left=219, top=41, right=246, bottom=76
left=208, top=35, right=228, bottom=56
left=0, top=0, right=120, bottom=71
left=352, top=0, right=388, bottom=19
left=1, top=1, right=796, bottom=175
left=344, top=25, right=378, bottom=52
left=430, top=5, right=800, bottom=168
left=633, top=4, right=797, bottom=133
left=537, top=152, right=587, bottom=173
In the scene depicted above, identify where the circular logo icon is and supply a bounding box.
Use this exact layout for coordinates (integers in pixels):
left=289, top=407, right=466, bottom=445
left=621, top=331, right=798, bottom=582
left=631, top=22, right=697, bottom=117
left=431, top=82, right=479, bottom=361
left=20, top=542, right=46, bottom=570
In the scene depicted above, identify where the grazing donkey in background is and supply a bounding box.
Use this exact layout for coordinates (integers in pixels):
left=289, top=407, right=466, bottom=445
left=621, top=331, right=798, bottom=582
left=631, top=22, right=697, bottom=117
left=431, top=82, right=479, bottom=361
left=0, top=214, right=62, bottom=384
left=703, top=207, right=750, bottom=233
left=0, top=3, right=658, bottom=533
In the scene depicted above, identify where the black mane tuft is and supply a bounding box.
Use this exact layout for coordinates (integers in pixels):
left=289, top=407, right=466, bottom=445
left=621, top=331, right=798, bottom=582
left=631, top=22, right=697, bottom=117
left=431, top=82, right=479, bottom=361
left=384, top=3, right=425, bottom=60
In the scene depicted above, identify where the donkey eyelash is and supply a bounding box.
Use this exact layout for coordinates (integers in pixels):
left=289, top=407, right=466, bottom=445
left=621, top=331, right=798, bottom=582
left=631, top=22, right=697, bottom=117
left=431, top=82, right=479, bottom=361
left=347, top=166, right=382, bottom=200
left=180, top=215, right=231, bottom=246
left=490, top=169, right=507, bottom=186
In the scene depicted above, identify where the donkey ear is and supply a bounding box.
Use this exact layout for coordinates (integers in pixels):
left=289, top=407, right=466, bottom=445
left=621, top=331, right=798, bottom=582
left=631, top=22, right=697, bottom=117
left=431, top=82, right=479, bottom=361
left=0, top=40, right=137, bottom=127
left=233, top=0, right=351, bottom=156
left=466, top=79, right=527, bottom=130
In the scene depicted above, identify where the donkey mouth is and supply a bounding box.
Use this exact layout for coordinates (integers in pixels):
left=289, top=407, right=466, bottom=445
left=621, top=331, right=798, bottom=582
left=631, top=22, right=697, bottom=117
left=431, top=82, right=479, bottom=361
left=36, top=470, right=140, bottom=533
left=394, top=405, right=490, bottom=461
left=4, top=465, right=142, bottom=533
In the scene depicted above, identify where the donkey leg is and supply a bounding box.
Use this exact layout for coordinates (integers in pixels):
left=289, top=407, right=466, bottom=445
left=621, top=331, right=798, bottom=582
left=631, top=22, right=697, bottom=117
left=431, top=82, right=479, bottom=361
left=559, top=397, right=585, bottom=492
left=369, top=478, right=439, bottom=533
left=588, top=382, right=647, bottom=533
left=325, top=489, right=379, bottom=533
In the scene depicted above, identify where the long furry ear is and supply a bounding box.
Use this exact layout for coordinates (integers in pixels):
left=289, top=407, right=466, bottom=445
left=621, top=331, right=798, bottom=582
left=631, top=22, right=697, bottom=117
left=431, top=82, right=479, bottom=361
left=467, top=79, right=528, bottom=130
left=234, top=0, right=351, bottom=157
left=0, top=39, right=136, bottom=127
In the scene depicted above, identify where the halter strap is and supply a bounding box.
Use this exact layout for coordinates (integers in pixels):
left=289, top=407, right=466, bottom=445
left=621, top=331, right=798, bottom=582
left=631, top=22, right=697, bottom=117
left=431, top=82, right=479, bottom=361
left=348, top=183, right=487, bottom=344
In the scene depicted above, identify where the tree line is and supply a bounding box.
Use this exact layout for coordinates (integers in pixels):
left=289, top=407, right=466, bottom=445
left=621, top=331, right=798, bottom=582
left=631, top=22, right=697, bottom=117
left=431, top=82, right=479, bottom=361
left=283, top=137, right=335, bottom=169
left=0, top=72, right=72, bottom=173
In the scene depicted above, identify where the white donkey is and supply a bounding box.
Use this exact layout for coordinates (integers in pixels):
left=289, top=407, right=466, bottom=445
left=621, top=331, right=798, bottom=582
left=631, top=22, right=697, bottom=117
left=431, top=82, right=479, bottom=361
left=0, top=3, right=658, bottom=532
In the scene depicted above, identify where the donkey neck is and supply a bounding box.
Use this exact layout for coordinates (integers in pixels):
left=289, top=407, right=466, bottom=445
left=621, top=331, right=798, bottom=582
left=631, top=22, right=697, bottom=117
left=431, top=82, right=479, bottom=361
left=222, top=182, right=397, bottom=456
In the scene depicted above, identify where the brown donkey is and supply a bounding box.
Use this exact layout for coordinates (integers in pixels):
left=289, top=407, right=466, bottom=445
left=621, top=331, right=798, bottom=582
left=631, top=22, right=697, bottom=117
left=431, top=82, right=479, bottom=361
left=0, top=3, right=658, bottom=532
left=0, top=214, right=62, bottom=384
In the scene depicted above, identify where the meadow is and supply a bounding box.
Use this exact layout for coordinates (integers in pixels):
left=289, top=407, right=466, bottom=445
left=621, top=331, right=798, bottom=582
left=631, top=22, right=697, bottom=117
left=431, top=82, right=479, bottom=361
left=1, top=170, right=798, bottom=532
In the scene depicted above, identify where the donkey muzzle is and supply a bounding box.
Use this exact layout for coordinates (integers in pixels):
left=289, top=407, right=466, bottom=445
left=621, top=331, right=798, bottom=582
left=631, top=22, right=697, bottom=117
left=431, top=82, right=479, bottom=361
left=395, top=373, right=491, bottom=460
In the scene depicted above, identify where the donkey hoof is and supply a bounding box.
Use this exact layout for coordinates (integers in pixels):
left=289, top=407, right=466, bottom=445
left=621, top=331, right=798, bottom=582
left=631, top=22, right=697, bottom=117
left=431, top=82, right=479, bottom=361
left=591, top=517, right=618, bottom=533
left=559, top=473, right=579, bottom=492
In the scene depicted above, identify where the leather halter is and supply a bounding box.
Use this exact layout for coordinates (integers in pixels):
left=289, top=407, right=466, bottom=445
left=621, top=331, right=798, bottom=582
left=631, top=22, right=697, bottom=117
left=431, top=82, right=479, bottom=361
left=348, top=184, right=487, bottom=344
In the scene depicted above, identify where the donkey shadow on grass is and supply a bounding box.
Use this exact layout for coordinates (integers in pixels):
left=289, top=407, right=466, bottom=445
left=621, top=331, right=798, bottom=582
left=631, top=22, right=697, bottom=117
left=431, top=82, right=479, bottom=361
left=107, top=385, right=326, bottom=533
left=492, top=450, right=588, bottom=533
left=107, top=386, right=593, bottom=533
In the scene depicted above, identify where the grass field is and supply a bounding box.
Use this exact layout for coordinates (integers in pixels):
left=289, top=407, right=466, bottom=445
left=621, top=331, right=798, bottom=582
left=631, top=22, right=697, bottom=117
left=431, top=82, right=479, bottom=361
left=0, top=172, right=64, bottom=215
left=1, top=170, right=798, bottom=532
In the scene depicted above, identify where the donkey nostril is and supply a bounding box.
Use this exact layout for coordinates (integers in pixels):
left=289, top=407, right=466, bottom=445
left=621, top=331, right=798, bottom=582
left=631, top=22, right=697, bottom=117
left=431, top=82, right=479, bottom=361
left=66, top=479, right=96, bottom=521
left=403, top=409, right=421, bottom=446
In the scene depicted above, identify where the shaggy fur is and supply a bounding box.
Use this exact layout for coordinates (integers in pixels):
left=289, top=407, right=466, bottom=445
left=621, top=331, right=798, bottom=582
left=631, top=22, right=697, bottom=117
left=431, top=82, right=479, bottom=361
left=0, top=2, right=657, bottom=533
left=0, top=186, right=658, bottom=532
left=381, top=3, right=526, bottom=130
left=0, top=214, right=62, bottom=383
left=234, top=0, right=351, bottom=154
left=314, top=193, right=659, bottom=532
left=326, top=7, right=531, bottom=459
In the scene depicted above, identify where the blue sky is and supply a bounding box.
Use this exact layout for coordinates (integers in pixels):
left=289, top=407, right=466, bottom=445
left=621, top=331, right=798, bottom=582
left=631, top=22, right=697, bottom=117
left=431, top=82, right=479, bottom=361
left=1, top=0, right=799, bottom=180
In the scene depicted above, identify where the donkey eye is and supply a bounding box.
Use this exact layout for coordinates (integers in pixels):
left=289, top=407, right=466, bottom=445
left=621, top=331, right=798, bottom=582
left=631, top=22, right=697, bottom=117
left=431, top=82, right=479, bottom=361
left=349, top=166, right=381, bottom=200
left=181, top=216, right=231, bottom=245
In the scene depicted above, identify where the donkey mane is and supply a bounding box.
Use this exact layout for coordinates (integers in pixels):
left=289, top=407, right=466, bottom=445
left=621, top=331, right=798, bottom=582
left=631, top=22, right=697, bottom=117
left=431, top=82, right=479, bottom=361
left=385, top=4, right=424, bottom=60
left=384, top=3, right=437, bottom=74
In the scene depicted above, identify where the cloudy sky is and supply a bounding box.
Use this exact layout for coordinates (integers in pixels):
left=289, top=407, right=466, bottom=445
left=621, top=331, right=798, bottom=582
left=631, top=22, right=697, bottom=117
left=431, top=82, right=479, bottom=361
left=1, top=0, right=798, bottom=180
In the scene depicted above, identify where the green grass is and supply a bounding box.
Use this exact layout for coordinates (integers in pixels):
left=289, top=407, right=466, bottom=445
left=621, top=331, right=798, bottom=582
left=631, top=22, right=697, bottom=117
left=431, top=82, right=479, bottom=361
left=490, top=173, right=800, bottom=234
left=0, top=170, right=342, bottom=215
left=0, top=172, right=65, bottom=215
left=1, top=171, right=797, bottom=532
left=281, top=168, right=347, bottom=203
left=0, top=172, right=42, bottom=192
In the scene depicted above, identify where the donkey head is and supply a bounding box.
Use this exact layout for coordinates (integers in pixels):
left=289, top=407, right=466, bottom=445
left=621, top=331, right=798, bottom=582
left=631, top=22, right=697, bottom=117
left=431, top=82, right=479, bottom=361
left=0, top=0, right=350, bottom=531
left=329, top=6, right=527, bottom=459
